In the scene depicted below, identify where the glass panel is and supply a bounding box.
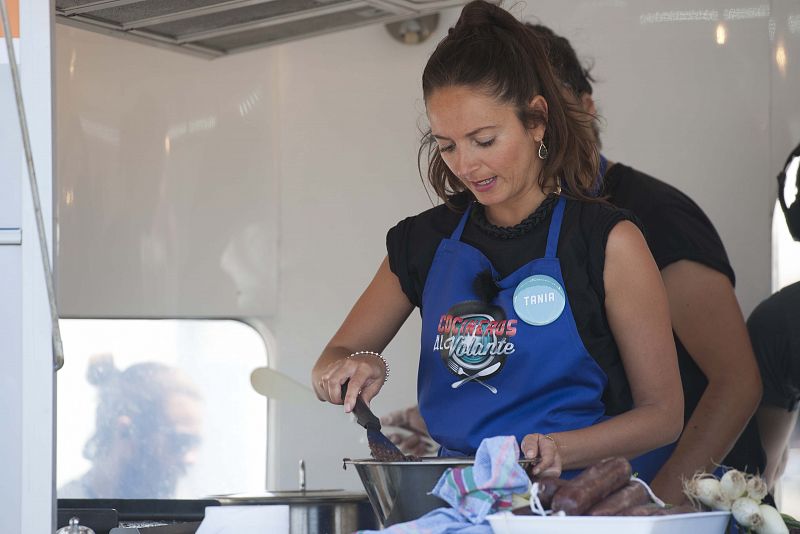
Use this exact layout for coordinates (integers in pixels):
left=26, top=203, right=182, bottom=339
left=57, top=319, right=267, bottom=499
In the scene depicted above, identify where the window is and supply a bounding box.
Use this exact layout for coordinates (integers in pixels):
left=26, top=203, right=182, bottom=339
left=771, top=149, right=800, bottom=292
left=56, top=319, right=268, bottom=499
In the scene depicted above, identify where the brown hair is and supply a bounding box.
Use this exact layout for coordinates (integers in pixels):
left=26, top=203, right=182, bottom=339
left=419, top=1, right=599, bottom=209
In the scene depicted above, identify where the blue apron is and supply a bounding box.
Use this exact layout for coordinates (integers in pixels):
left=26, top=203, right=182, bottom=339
left=417, top=196, right=674, bottom=481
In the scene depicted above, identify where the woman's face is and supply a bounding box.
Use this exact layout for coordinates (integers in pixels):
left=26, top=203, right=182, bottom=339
left=427, top=86, right=546, bottom=218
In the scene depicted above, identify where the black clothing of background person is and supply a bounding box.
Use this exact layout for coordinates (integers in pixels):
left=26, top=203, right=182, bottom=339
left=602, top=163, right=766, bottom=475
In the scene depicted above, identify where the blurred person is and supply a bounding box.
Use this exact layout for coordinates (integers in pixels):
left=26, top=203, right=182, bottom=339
left=743, top=281, right=800, bottom=491
left=59, top=354, right=203, bottom=499
left=728, top=141, right=800, bottom=492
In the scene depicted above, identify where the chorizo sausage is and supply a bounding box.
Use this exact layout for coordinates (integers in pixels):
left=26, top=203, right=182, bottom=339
left=619, top=503, right=697, bottom=516
left=653, top=504, right=697, bottom=515
left=550, top=457, right=632, bottom=515
left=619, top=503, right=664, bottom=516
left=536, top=478, right=569, bottom=509
left=587, top=481, right=651, bottom=516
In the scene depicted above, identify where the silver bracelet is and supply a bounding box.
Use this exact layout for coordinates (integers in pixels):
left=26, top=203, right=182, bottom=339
left=347, top=350, right=390, bottom=384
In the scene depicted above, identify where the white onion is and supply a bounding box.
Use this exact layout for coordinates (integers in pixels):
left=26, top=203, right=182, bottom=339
left=756, top=504, right=789, bottom=534
left=721, top=470, right=748, bottom=501
left=747, top=475, right=769, bottom=501
left=732, top=497, right=764, bottom=529
left=685, top=476, right=731, bottom=510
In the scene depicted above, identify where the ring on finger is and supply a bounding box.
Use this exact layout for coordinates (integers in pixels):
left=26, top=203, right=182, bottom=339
left=540, top=433, right=558, bottom=450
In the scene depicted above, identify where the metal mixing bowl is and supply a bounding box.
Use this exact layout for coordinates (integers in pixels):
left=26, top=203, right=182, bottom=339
left=343, top=457, right=475, bottom=527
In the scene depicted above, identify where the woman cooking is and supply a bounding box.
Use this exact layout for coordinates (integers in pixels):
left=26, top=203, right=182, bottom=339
left=311, top=0, right=683, bottom=481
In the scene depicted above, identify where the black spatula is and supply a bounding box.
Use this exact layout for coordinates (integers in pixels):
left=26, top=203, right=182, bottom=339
left=341, top=381, right=409, bottom=462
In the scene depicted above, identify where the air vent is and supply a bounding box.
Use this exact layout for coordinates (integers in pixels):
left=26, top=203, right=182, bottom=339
left=55, top=0, right=468, bottom=58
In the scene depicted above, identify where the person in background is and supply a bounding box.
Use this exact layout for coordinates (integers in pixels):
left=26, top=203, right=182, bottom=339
left=313, top=0, right=683, bottom=482
left=727, top=141, right=800, bottom=492
left=743, top=281, right=800, bottom=491
left=58, top=354, right=204, bottom=499
left=383, top=22, right=763, bottom=504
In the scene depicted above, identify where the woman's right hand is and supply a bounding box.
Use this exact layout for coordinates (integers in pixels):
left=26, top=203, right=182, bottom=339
left=314, top=352, right=387, bottom=413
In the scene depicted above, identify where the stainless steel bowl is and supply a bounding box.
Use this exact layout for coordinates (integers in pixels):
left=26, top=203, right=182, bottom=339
left=344, top=457, right=538, bottom=527
left=344, top=457, right=474, bottom=527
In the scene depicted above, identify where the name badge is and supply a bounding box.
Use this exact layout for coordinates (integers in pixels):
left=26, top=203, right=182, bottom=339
left=513, top=274, right=566, bottom=326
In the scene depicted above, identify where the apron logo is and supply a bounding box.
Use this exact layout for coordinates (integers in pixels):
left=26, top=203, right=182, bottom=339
left=513, top=274, right=566, bottom=326
left=433, top=301, right=516, bottom=394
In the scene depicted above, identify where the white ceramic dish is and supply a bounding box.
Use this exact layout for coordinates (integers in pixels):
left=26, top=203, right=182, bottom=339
left=487, top=510, right=731, bottom=534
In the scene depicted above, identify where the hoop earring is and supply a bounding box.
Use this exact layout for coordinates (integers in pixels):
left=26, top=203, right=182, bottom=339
left=538, top=140, right=549, bottom=160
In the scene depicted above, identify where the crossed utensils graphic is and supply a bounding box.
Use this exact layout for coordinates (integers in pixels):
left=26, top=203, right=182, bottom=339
left=447, top=359, right=501, bottom=394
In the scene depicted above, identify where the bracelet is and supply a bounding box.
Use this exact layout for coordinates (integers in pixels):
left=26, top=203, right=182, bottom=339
left=348, top=350, right=390, bottom=384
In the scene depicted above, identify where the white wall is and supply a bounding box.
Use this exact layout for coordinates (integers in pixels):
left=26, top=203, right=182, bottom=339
left=54, top=0, right=800, bottom=492
left=55, top=28, right=281, bottom=318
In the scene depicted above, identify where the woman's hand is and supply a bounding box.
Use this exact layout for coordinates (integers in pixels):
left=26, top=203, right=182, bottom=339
left=521, top=433, right=562, bottom=478
left=315, top=353, right=387, bottom=412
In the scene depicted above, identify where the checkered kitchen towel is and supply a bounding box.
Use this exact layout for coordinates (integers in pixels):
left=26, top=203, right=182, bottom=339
left=359, top=435, right=530, bottom=533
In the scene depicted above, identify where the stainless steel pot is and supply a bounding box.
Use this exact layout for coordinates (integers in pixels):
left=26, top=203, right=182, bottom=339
left=212, top=490, right=377, bottom=533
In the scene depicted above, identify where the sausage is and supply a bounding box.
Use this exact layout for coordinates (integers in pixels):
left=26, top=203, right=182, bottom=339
left=653, top=504, right=697, bottom=515
left=587, top=481, right=651, bottom=516
left=536, top=478, right=569, bottom=509
left=550, top=457, right=632, bottom=516
left=619, top=503, right=664, bottom=516
left=619, top=503, right=697, bottom=516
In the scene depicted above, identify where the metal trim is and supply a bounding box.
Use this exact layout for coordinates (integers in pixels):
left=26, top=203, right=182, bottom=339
left=57, top=0, right=148, bottom=17
left=121, top=0, right=278, bottom=31
left=372, top=0, right=464, bottom=10
left=0, top=229, right=22, bottom=245
left=126, top=28, right=227, bottom=55
left=218, top=10, right=427, bottom=54
left=175, top=1, right=367, bottom=44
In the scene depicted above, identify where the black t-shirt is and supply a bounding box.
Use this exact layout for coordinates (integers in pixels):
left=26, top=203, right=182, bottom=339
left=603, top=163, right=734, bottom=420
left=602, top=163, right=764, bottom=474
left=747, top=281, right=800, bottom=411
left=386, top=193, right=638, bottom=415
left=602, top=164, right=735, bottom=284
